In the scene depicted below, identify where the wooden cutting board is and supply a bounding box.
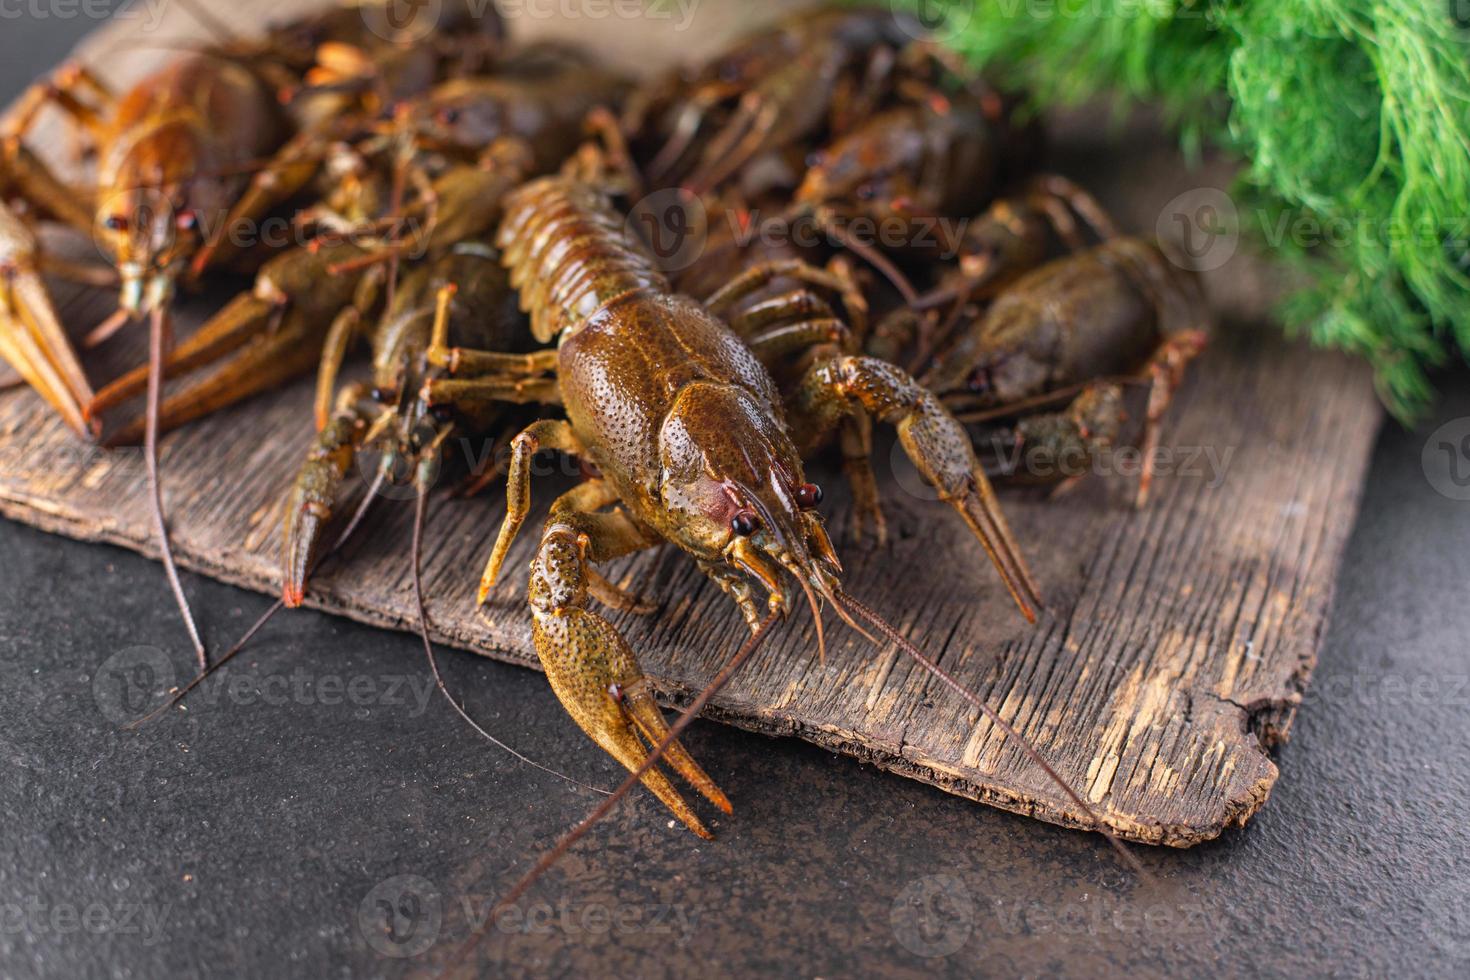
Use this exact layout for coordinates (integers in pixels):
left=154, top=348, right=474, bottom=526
left=0, top=0, right=1382, bottom=845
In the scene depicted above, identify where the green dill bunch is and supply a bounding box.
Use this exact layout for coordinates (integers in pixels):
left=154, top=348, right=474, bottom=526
left=893, top=0, right=1470, bottom=418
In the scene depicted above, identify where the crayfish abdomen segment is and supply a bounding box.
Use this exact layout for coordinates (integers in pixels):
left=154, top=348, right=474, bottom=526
left=496, top=177, right=667, bottom=344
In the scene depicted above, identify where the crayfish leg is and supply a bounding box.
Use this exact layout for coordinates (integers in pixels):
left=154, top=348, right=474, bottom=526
left=477, top=419, right=583, bottom=603
left=1136, top=330, right=1207, bottom=508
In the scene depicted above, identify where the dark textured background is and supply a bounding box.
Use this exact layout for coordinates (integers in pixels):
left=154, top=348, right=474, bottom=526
left=3, top=8, right=1470, bottom=978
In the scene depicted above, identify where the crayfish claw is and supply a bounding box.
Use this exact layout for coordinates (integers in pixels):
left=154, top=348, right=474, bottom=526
left=530, top=528, right=729, bottom=837
left=809, top=355, right=1042, bottom=622
left=281, top=392, right=369, bottom=606
left=0, top=202, right=96, bottom=439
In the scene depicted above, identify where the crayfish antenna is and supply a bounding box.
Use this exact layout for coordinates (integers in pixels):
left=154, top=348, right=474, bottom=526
left=788, top=561, right=826, bottom=663
left=832, top=587, right=1149, bottom=880
left=409, top=487, right=612, bottom=797
left=126, top=471, right=388, bottom=730
left=144, top=304, right=207, bottom=671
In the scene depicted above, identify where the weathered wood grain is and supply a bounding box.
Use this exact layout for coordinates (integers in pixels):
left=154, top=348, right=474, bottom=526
left=0, top=0, right=1383, bottom=845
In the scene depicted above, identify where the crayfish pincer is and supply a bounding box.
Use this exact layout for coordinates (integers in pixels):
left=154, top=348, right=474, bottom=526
left=475, top=148, right=1041, bottom=837
left=0, top=200, right=98, bottom=438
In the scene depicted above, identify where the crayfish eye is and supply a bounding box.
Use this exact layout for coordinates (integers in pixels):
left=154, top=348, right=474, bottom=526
left=370, top=386, right=395, bottom=403
left=430, top=403, right=455, bottom=422
left=435, top=106, right=460, bottom=125
left=805, top=150, right=824, bottom=169
left=795, top=482, right=823, bottom=508
left=855, top=182, right=877, bottom=201
left=174, top=210, right=198, bottom=232
left=103, top=214, right=128, bottom=232
left=730, top=509, right=759, bottom=536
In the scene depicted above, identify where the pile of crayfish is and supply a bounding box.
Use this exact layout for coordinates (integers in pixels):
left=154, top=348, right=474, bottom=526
left=2, top=2, right=1204, bottom=907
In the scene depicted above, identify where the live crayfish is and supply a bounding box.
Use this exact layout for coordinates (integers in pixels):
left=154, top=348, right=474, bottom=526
left=721, top=91, right=1207, bottom=509
left=0, top=0, right=487, bottom=342
left=921, top=236, right=1210, bottom=507
left=0, top=0, right=507, bottom=665
left=436, top=134, right=1160, bottom=969
left=471, top=142, right=1044, bottom=838
left=628, top=5, right=951, bottom=195
left=80, top=37, right=628, bottom=446
left=685, top=81, right=1013, bottom=307
left=637, top=33, right=1041, bottom=325
left=280, top=238, right=555, bottom=608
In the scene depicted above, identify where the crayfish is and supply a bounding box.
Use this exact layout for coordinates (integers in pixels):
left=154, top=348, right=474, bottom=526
left=280, top=238, right=555, bottom=608
left=80, top=37, right=627, bottom=445
left=472, top=141, right=1044, bottom=837
left=629, top=5, right=943, bottom=193
left=922, top=236, right=1211, bottom=507
left=0, top=0, right=506, bottom=664
left=441, top=142, right=1146, bottom=971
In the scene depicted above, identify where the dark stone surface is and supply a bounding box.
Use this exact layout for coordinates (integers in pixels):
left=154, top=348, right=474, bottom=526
left=3, top=12, right=1469, bottom=979
left=2, top=376, right=1466, bottom=979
